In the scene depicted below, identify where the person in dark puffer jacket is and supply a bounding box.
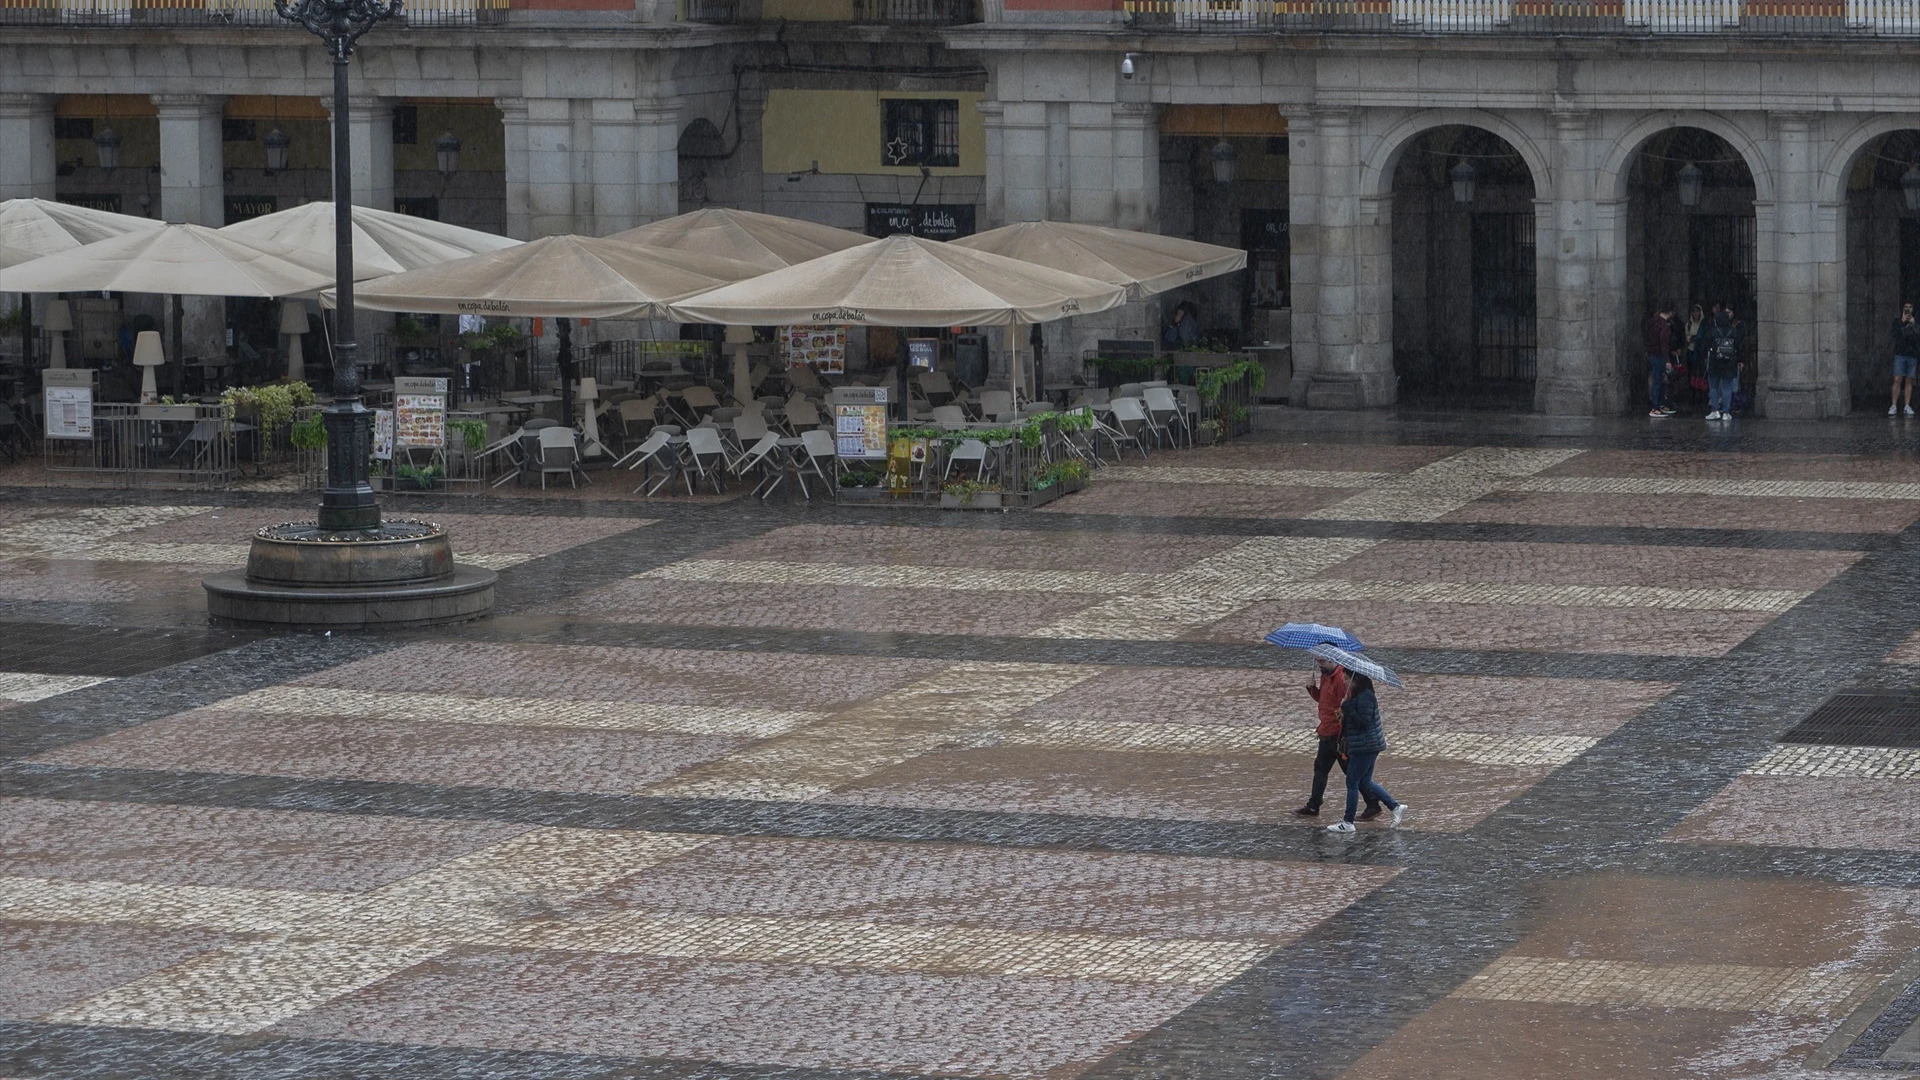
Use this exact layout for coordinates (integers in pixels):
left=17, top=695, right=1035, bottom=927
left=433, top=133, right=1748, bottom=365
left=1326, top=672, right=1407, bottom=834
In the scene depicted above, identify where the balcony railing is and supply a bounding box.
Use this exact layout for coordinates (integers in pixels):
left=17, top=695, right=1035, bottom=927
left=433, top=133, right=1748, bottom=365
left=682, top=0, right=979, bottom=24
left=0, top=0, right=506, bottom=27
left=1124, top=0, right=1920, bottom=33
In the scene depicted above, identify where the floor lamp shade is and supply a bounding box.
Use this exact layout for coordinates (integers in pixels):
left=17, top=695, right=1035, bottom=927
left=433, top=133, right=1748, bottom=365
left=280, top=300, right=308, bottom=382
left=42, top=299, right=72, bottom=369
left=133, top=330, right=165, bottom=403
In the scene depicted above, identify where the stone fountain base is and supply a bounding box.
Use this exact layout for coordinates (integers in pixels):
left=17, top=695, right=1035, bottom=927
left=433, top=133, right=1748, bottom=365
left=204, top=519, right=495, bottom=630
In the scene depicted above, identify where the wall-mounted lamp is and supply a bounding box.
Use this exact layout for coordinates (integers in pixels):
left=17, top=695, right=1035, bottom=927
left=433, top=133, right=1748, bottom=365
left=262, top=127, right=291, bottom=174
left=434, top=130, right=461, bottom=178
left=1449, top=160, right=1476, bottom=205
left=93, top=125, right=121, bottom=170
left=1676, top=161, right=1704, bottom=208
left=1210, top=139, right=1237, bottom=185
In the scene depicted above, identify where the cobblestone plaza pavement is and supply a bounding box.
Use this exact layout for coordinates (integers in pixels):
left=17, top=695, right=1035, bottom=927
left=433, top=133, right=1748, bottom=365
left=3, top=410, right=1920, bottom=1079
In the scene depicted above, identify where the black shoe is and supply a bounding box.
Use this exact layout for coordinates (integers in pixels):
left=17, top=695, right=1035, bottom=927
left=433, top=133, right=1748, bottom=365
left=1356, top=804, right=1384, bottom=821
left=1293, top=805, right=1320, bottom=816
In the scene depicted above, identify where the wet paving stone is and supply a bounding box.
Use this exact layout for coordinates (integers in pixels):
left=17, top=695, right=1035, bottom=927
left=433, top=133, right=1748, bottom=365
left=3, top=416, right=1920, bottom=1079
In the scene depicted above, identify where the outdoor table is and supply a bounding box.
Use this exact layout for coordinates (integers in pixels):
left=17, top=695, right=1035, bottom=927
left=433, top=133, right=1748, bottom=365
left=1042, top=382, right=1080, bottom=409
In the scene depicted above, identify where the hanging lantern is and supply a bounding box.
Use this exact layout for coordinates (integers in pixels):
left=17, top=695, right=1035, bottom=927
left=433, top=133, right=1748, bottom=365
left=434, top=131, right=462, bottom=179
left=262, top=127, right=291, bottom=174
left=93, top=124, right=121, bottom=170
left=1902, top=163, right=1920, bottom=213
left=1676, top=161, right=1704, bottom=208
left=1449, top=160, right=1476, bottom=205
left=1210, top=138, right=1237, bottom=185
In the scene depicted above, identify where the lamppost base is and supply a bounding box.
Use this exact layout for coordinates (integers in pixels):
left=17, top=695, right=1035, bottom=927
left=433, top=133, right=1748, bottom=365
left=203, top=520, right=495, bottom=630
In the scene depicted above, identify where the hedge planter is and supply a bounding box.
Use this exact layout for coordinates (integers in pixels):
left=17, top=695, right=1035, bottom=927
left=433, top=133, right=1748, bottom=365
left=940, top=492, right=1003, bottom=510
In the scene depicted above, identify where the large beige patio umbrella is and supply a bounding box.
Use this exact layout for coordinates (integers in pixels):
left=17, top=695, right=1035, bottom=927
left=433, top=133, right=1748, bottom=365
left=221, top=201, right=521, bottom=275
left=608, top=207, right=870, bottom=273
left=3, top=223, right=388, bottom=392
left=952, top=221, right=1247, bottom=398
left=0, top=197, right=163, bottom=260
left=950, top=220, right=1246, bottom=301
left=1, top=221, right=385, bottom=297
left=671, top=234, right=1126, bottom=413
left=332, top=234, right=765, bottom=319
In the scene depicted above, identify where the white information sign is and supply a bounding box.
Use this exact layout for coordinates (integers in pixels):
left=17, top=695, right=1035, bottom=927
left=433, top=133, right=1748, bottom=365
left=44, top=385, right=93, bottom=439
left=373, top=409, right=395, bottom=460
left=830, top=386, right=888, bottom=461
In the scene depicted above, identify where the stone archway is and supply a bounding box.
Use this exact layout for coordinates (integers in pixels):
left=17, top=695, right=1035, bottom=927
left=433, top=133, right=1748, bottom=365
left=1622, top=126, right=1760, bottom=414
left=1840, top=129, right=1920, bottom=410
left=1388, top=125, right=1540, bottom=407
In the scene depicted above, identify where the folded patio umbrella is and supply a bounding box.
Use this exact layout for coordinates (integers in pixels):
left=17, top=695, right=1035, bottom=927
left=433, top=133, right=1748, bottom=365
left=668, top=233, right=1126, bottom=327
left=1308, top=643, right=1403, bottom=690
left=328, top=234, right=767, bottom=320
left=0, top=222, right=385, bottom=297
left=221, top=201, right=521, bottom=275
left=1265, top=623, right=1366, bottom=651
left=950, top=219, right=1247, bottom=302
left=0, top=197, right=163, bottom=263
left=608, top=207, right=871, bottom=273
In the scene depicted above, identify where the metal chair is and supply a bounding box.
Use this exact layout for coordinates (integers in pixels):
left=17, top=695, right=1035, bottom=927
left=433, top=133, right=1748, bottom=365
left=943, top=438, right=992, bottom=481
left=621, top=429, right=675, bottom=495
left=535, top=425, right=587, bottom=489
left=798, top=428, right=837, bottom=496
left=683, top=426, right=729, bottom=493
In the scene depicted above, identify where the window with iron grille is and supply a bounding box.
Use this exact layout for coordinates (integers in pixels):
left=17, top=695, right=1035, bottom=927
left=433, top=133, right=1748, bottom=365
left=881, top=99, right=960, bottom=169
left=53, top=118, right=93, bottom=141
left=222, top=119, right=257, bottom=143
left=392, top=105, right=418, bottom=145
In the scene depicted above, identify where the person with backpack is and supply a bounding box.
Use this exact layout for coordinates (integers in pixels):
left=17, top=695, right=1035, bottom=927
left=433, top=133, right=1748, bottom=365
left=1325, top=672, right=1406, bottom=834
left=1704, top=306, right=1742, bottom=421
left=1891, top=302, right=1920, bottom=417
left=1294, top=657, right=1382, bottom=820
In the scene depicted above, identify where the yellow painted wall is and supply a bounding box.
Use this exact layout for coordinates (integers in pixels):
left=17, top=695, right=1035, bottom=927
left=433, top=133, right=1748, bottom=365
left=762, top=89, right=985, bottom=177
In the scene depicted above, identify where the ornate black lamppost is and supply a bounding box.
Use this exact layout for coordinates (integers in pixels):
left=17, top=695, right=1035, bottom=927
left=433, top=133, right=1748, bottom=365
left=275, top=0, right=399, bottom=531
left=205, top=0, right=495, bottom=628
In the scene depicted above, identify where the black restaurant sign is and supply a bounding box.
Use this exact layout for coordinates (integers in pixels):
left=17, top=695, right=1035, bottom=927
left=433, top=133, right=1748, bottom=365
left=865, top=203, right=975, bottom=241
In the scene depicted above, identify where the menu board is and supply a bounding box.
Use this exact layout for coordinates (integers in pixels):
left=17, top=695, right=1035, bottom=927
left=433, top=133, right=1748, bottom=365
left=394, top=393, right=446, bottom=450
left=44, top=385, right=93, bottom=440
left=784, top=324, right=846, bottom=374
left=831, top=386, right=888, bottom=461
left=372, top=409, right=395, bottom=460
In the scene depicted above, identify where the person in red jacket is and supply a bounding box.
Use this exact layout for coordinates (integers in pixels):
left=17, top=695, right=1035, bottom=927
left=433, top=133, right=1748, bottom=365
left=1293, top=658, right=1382, bottom=819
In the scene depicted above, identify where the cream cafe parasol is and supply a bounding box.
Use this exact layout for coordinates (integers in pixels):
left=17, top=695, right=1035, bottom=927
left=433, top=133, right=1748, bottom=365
left=669, top=234, right=1126, bottom=409
left=952, top=221, right=1246, bottom=400
left=608, top=207, right=870, bottom=273
left=222, top=201, right=522, bottom=275
left=0, top=198, right=166, bottom=365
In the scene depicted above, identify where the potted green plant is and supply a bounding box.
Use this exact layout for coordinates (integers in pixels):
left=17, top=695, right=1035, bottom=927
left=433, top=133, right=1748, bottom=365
left=1195, top=418, right=1223, bottom=446
left=941, top=478, right=1002, bottom=510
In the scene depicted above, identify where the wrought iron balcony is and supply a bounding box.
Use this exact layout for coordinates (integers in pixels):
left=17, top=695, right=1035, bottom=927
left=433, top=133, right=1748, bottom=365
left=682, top=0, right=978, bottom=24
left=0, top=0, right=506, bottom=27
left=1122, top=0, right=1920, bottom=34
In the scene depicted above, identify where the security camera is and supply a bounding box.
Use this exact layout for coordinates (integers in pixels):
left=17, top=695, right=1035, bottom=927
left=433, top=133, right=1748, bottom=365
left=1121, top=54, right=1136, bottom=79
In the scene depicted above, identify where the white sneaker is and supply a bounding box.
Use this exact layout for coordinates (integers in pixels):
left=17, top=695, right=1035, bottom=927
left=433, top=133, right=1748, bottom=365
left=1907, top=406, right=1915, bottom=416
left=1326, top=821, right=1356, bottom=834
left=1893, top=405, right=1901, bottom=416
left=1705, top=411, right=1720, bottom=421
left=1391, top=805, right=1408, bottom=828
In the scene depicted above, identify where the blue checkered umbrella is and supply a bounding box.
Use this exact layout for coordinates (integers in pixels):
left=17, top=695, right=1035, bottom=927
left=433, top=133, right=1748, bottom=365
left=1264, top=623, right=1365, bottom=651
left=1308, top=643, right=1402, bottom=690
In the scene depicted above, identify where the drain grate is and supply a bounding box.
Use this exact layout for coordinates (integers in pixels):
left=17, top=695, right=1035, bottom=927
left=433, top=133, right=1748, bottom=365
left=0, top=622, right=257, bottom=678
left=1778, top=692, right=1920, bottom=749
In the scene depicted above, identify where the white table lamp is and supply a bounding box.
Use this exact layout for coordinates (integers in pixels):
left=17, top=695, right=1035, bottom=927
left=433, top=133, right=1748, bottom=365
left=279, top=300, right=308, bottom=384
left=43, top=299, right=72, bottom=369
left=132, top=330, right=165, bottom=404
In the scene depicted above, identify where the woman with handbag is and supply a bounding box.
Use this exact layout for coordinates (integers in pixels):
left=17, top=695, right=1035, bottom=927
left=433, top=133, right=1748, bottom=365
left=1326, top=672, right=1407, bottom=834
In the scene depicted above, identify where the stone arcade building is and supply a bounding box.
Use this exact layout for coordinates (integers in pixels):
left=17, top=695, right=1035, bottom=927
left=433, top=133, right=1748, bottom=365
left=5, top=0, right=1920, bottom=418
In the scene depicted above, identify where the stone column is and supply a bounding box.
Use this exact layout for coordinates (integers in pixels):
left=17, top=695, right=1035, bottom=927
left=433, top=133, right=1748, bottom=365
left=324, top=95, right=394, bottom=211
left=633, top=101, right=681, bottom=225
left=524, top=98, right=576, bottom=237
left=153, top=94, right=225, bottom=225
left=1536, top=108, right=1611, bottom=416
left=1301, top=107, right=1393, bottom=408
left=500, top=98, right=532, bottom=239
left=1285, top=110, right=1321, bottom=404
left=588, top=98, right=639, bottom=235
left=0, top=94, right=56, bottom=200
left=978, top=101, right=1006, bottom=229
left=999, top=102, right=1049, bottom=226
left=1761, top=112, right=1826, bottom=418
left=1110, top=102, right=1159, bottom=233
